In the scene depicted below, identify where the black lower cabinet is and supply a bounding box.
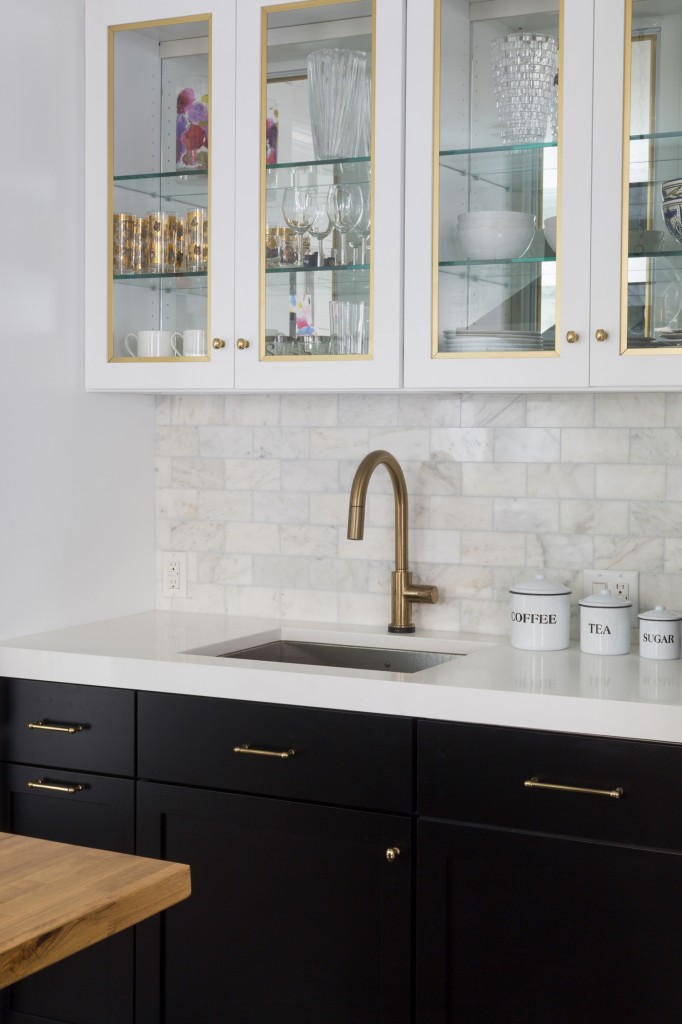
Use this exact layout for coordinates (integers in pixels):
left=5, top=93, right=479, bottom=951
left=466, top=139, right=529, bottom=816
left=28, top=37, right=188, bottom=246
left=0, top=764, right=135, bottom=1024
left=135, top=780, right=412, bottom=1024
left=416, top=819, right=682, bottom=1024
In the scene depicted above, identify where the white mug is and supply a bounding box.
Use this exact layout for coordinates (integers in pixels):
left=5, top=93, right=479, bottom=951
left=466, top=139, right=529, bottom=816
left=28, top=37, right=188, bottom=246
left=124, top=330, right=181, bottom=358
left=171, top=329, right=207, bottom=357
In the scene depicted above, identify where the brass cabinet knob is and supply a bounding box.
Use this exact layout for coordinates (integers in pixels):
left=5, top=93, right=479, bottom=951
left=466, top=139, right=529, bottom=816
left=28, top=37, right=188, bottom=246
left=212, top=338, right=226, bottom=350
left=595, top=328, right=608, bottom=342
left=385, top=847, right=401, bottom=862
left=565, top=330, right=579, bottom=344
left=237, top=338, right=250, bottom=350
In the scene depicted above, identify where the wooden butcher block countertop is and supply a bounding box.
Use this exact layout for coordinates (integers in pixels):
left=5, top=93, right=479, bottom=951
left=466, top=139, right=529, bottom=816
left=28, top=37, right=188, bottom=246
left=0, top=832, right=191, bottom=989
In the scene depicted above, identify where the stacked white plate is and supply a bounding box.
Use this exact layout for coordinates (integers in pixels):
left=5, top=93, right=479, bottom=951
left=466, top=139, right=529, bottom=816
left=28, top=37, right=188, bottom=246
left=440, top=328, right=547, bottom=353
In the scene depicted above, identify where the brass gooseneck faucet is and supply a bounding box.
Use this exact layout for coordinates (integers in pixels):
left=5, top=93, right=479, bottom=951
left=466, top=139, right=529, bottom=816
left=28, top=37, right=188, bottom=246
left=347, top=450, right=438, bottom=634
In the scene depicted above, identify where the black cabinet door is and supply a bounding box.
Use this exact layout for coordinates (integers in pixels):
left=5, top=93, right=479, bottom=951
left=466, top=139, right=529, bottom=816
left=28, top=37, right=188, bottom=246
left=416, top=819, right=682, bottom=1024
left=136, top=781, right=412, bottom=1024
left=0, top=764, right=135, bottom=1024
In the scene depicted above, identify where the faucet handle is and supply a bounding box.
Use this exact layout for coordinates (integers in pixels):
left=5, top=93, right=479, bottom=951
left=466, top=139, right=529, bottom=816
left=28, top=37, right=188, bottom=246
left=404, top=583, right=439, bottom=605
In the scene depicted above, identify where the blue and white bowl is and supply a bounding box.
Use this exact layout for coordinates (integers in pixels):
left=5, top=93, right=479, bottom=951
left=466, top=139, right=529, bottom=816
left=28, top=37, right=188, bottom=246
left=662, top=199, right=682, bottom=245
left=662, top=178, right=682, bottom=201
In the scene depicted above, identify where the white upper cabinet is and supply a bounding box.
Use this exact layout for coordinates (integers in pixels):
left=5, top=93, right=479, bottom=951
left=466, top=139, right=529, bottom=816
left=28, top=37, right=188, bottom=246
left=85, top=0, right=404, bottom=392
left=404, top=0, right=682, bottom=391
left=85, top=0, right=682, bottom=392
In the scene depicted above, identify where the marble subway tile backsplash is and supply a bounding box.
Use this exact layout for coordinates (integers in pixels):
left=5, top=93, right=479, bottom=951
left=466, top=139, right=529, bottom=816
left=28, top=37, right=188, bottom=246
left=155, top=393, right=682, bottom=637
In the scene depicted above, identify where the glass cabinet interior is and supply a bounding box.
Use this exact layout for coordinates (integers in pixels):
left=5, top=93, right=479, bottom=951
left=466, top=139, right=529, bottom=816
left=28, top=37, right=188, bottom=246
left=110, top=16, right=210, bottom=361
left=624, top=0, right=682, bottom=353
left=262, top=0, right=373, bottom=360
left=436, top=0, right=560, bottom=358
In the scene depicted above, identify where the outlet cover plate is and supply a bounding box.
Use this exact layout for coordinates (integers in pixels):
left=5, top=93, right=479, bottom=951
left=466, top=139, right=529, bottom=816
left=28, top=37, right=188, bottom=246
left=162, top=551, right=187, bottom=599
left=582, top=570, right=639, bottom=627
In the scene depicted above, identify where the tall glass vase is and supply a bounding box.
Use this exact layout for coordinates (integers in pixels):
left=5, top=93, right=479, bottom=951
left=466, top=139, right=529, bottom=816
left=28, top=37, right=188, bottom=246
left=307, top=48, right=369, bottom=160
left=490, top=33, right=558, bottom=146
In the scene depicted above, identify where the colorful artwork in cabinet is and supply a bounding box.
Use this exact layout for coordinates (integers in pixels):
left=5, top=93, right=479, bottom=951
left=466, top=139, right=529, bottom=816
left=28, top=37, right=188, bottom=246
left=176, top=80, right=208, bottom=169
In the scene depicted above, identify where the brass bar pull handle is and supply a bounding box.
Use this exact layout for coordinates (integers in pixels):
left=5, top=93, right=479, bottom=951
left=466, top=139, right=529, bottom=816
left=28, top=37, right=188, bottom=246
left=27, top=720, right=84, bottom=734
left=27, top=779, right=85, bottom=794
left=233, top=744, right=295, bottom=760
left=524, top=777, right=623, bottom=799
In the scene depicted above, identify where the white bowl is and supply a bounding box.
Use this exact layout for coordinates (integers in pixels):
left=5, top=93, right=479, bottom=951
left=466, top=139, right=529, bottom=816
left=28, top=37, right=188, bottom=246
left=458, top=210, right=533, bottom=224
left=458, top=217, right=536, bottom=260
left=544, top=216, right=557, bottom=252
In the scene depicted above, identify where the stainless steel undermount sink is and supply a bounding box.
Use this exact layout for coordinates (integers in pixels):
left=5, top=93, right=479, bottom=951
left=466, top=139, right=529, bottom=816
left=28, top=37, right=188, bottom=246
left=218, top=640, right=460, bottom=674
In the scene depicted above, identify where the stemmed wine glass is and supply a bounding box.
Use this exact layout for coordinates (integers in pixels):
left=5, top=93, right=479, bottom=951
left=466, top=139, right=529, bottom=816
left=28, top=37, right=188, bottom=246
left=326, top=184, right=363, bottom=265
left=308, top=194, right=332, bottom=267
left=346, top=186, right=371, bottom=265
left=282, top=187, right=315, bottom=265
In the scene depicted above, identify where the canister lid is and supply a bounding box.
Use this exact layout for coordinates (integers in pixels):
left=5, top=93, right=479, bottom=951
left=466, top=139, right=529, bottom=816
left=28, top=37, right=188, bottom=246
left=579, top=588, right=632, bottom=609
left=638, top=605, right=682, bottom=622
left=509, top=573, right=571, bottom=597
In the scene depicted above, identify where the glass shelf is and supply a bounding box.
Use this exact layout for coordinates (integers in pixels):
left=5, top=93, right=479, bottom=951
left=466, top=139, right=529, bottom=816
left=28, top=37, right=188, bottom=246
left=113, top=271, right=207, bottom=298
left=114, top=169, right=208, bottom=205
left=266, top=262, right=369, bottom=274
left=266, top=155, right=370, bottom=172
left=440, top=255, right=555, bottom=269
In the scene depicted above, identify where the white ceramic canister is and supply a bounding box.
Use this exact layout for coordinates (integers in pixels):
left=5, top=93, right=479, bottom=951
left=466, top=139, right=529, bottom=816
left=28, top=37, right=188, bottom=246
left=579, top=589, right=631, bottom=655
left=638, top=606, right=682, bottom=660
left=509, top=574, right=571, bottom=651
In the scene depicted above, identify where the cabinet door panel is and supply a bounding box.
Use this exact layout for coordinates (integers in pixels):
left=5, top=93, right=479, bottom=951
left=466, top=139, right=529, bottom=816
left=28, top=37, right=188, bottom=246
left=0, top=765, right=135, bottom=1024
left=417, top=818, right=682, bottom=1023
left=404, top=0, right=592, bottom=390
left=136, top=781, right=411, bottom=1024
left=85, top=0, right=236, bottom=392
left=233, top=0, right=404, bottom=390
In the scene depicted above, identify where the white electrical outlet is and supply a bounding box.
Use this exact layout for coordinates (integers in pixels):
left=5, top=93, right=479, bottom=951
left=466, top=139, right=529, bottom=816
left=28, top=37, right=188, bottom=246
left=582, top=569, right=639, bottom=627
left=162, top=551, right=187, bottom=599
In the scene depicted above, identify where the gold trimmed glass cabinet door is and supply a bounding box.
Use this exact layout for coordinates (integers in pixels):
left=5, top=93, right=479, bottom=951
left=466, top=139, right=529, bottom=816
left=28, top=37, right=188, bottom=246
left=403, top=0, right=592, bottom=390
left=232, top=0, right=404, bottom=390
left=591, top=0, right=682, bottom=387
left=85, top=0, right=236, bottom=391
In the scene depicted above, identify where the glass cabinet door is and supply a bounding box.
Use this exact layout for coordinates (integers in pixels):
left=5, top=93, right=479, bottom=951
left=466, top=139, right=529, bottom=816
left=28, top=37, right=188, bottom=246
left=404, top=0, right=592, bottom=390
left=85, top=0, right=235, bottom=391
left=592, top=0, right=682, bottom=387
left=233, top=0, right=403, bottom=390
left=111, top=16, right=210, bottom=362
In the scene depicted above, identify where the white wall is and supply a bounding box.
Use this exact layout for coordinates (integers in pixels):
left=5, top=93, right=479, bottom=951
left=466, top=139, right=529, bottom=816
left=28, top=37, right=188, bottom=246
left=0, top=0, right=155, bottom=640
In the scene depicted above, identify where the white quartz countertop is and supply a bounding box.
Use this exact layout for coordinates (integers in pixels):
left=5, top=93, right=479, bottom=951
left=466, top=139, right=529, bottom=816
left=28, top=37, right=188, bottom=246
left=2, top=611, right=682, bottom=743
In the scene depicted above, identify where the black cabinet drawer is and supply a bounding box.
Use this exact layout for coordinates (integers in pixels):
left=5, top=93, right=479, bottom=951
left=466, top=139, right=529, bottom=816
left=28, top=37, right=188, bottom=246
left=0, top=678, right=135, bottom=777
left=418, top=720, right=682, bottom=850
left=0, top=763, right=135, bottom=855
left=138, top=692, right=413, bottom=813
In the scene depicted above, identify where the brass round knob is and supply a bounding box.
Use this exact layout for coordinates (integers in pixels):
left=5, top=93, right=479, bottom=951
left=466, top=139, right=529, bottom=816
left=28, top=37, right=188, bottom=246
left=237, top=338, right=250, bottom=350
left=595, top=328, right=608, bottom=342
left=565, top=331, right=579, bottom=344
left=212, top=338, right=226, bottom=350
left=385, top=847, right=401, bottom=862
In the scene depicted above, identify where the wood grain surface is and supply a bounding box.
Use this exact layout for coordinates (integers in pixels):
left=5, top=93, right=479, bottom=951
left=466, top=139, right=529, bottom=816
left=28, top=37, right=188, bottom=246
left=0, top=831, right=190, bottom=989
